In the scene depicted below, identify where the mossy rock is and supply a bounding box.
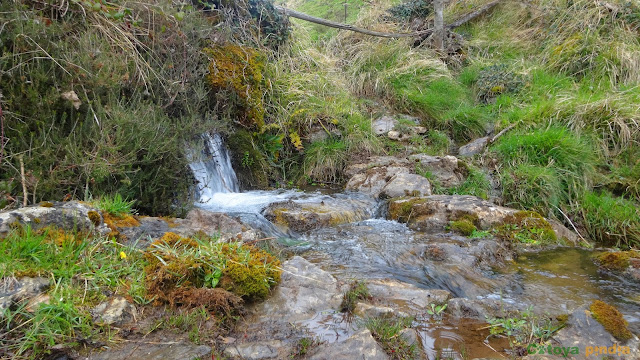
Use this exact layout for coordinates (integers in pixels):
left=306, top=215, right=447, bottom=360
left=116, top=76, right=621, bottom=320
left=494, top=211, right=557, bottom=245
left=594, top=250, right=640, bottom=272
left=450, top=219, right=476, bottom=236
left=226, top=129, right=270, bottom=189
left=221, top=247, right=281, bottom=301
left=590, top=300, right=632, bottom=341
left=387, top=197, right=429, bottom=223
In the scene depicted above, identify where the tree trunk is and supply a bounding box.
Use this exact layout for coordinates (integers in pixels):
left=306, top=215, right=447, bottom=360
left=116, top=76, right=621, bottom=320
left=434, top=0, right=445, bottom=51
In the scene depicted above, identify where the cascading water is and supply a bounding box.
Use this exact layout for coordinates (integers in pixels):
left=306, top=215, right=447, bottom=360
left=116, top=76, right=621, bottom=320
left=188, top=132, right=240, bottom=202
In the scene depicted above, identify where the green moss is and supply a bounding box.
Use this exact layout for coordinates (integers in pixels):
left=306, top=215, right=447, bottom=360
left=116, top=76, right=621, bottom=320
left=595, top=251, right=640, bottom=272
left=204, top=45, right=266, bottom=129
left=39, top=201, right=54, bottom=208
left=87, top=211, right=101, bottom=227
left=226, top=129, right=270, bottom=189
left=590, top=300, right=632, bottom=341
left=221, top=247, right=281, bottom=301
left=494, top=211, right=557, bottom=245
left=388, top=198, right=427, bottom=223
left=450, top=219, right=477, bottom=236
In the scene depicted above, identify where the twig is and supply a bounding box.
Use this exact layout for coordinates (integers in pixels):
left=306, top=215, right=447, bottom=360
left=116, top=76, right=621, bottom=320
left=0, top=98, right=4, bottom=166
left=19, top=155, right=27, bottom=207
left=489, top=122, right=518, bottom=144
left=553, top=205, right=589, bottom=246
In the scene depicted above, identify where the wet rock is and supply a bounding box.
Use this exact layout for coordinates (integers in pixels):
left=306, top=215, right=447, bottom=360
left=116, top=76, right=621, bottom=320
left=255, top=256, right=342, bottom=323
left=345, top=156, right=414, bottom=198
left=399, top=328, right=419, bottom=347
left=223, top=340, right=282, bottom=360
left=458, top=137, right=490, bottom=157
left=86, top=341, right=211, bottom=360
left=373, top=115, right=398, bottom=135
left=91, top=296, right=136, bottom=326
left=264, top=195, right=376, bottom=233
left=366, top=279, right=450, bottom=315
left=388, top=195, right=523, bottom=233
left=355, top=302, right=408, bottom=319
left=308, top=328, right=388, bottom=360
left=379, top=173, right=432, bottom=199
left=0, top=201, right=109, bottom=236
left=522, top=306, right=640, bottom=360
left=447, top=298, right=519, bottom=320
left=0, top=277, right=49, bottom=315
left=548, top=219, right=581, bottom=246
left=408, top=154, right=466, bottom=188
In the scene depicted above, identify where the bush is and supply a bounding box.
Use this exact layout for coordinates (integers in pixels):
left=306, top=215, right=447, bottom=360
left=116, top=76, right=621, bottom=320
left=475, top=64, right=524, bottom=103
left=580, top=191, right=640, bottom=248
left=388, top=0, right=432, bottom=20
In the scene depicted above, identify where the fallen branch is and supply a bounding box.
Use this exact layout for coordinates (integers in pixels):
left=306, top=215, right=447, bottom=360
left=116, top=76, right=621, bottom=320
left=447, top=0, right=503, bottom=29
left=275, top=0, right=503, bottom=38
left=274, top=5, right=431, bottom=38
left=489, top=122, right=518, bottom=144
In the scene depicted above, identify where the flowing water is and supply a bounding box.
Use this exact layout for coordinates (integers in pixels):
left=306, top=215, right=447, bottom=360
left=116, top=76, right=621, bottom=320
left=190, top=134, right=640, bottom=358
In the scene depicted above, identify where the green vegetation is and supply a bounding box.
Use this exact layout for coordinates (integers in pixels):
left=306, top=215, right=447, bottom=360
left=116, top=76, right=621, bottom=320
left=365, top=316, right=419, bottom=360
left=486, top=307, right=565, bottom=350
left=494, top=211, right=558, bottom=246
left=95, top=194, right=137, bottom=218
left=590, top=300, right=633, bottom=341
left=340, top=280, right=371, bottom=313
left=594, top=250, right=640, bottom=272
left=450, top=219, right=477, bottom=236
left=581, top=191, right=640, bottom=247
left=0, top=225, right=278, bottom=358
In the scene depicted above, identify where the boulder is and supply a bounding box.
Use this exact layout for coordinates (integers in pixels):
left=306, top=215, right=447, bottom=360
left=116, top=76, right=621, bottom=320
left=0, top=277, right=49, bottom=315
left=523, top=307, right=640, bottom=360
left=387, top=130, right=411, bottom=142
left=458, top=137, right=490, bottom=157
left=0, top=201, right=109, bottom=236
left=379, top=173, right=432, bottom=199
left=263, top=195, right=376, bottom=233
left=355, top=303, right=408, bottom=319
left=254, top=256, right=343, bottom=323
left=91, top=296, right=136, bottom=326
left=307, top=329, right=388, bottom=360
left=366, top=279, right=450, bottom=315
left=344, top=156, right=410, bottom=178
left=408, top=154, right=466, bottom=188
left=119, top=208, right=260, bottom=247
left=388, top=195, right=517, bottom=232
left=372, top=116, right=398, bottom=135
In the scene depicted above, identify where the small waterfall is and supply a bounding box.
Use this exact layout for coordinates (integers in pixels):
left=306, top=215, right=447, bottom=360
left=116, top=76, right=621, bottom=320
left=188, top=133, right=239, bottom=204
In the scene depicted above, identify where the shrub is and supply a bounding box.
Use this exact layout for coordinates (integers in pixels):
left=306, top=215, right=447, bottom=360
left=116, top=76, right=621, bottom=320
left=475, top=64, right=524, bottom=103
left=340, top=280, right=371, bottom=313
left=388, top=0, right=432, bottom=20
left=580, top=191, right=640, bottom=248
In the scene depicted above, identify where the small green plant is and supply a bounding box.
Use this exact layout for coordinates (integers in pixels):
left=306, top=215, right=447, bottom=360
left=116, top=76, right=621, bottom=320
left=475, top=64, right=524, bottom=103
left=96, top=194, right=136, bottom=218
left=365, top=316, right=419, bottom=360
left=486, top=307, right=565, bottom=349
left=470, top=229, right=492, bottom=239
left=241, top=151, right=255, bottom=169
left=340, top=280, right=371, bottom=313
left=426, top=303, right=448, bottom=321
left=290, top=337, right=323, bottom=359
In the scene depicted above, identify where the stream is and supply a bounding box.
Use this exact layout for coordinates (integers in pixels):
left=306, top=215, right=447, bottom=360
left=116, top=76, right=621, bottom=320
left=189, top=133, right=640, bottom=358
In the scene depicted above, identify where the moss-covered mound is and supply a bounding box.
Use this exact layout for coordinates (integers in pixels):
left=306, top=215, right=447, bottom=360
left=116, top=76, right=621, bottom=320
left=590, top=300, right=633, bottom=341
left=145, top=232, right=281, bottom=303
left=494, top=211, right=557, bottom=245
left=594, top=250, right=640, bottom=272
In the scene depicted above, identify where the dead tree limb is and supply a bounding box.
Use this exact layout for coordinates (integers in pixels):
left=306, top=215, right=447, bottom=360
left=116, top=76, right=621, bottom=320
left=275, top=0, right=502, bottom=38
left=447, top=0, right=503, bottom=29
left=274, top=5, right=431, bottom=38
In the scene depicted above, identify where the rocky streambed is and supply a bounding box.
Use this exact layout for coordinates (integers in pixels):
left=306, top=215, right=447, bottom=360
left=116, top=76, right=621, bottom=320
left=2, top=151, right=640, bottom=360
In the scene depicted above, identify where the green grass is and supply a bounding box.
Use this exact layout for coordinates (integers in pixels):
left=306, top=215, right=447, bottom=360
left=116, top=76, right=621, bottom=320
left=340, top=280, right=371, bottom=313
left=0, top=226, right=146, bottom=358
left=365, top=316, right=419, bottom=360
left=446, top=166, right=491, bottom=199
left=581, top=191, right=640, bottom=248
left=96, top=194, right=137, bottom=217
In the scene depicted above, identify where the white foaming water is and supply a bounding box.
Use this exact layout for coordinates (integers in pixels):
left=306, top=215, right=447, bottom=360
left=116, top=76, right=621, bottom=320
left=188, top=133, right=239, bottom=200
